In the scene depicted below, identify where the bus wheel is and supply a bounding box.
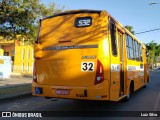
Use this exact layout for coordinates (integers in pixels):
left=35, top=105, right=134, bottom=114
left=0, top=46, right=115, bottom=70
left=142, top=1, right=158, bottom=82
left=123, top=81, right=134, bottom=102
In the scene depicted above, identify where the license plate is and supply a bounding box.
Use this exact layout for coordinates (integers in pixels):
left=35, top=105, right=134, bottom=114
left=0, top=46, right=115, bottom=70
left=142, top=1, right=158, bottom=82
left=55, top=89, right=70, bottom=95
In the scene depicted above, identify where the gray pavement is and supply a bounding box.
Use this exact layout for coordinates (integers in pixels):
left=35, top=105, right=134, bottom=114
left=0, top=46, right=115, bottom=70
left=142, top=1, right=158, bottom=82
left=0, top=73, right=32, bottom=100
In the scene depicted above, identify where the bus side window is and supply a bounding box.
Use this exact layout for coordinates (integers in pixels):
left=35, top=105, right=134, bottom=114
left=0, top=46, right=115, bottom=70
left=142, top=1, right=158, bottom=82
left=126, top=34, right=134, bottom=60
left=134, top=40, right=139, bottom=61
left=137, top=43, right=143, bottom=62
left=140, top=46, right=143, bottom=62
left=137, top=43, right=140, bottom=61
left=110, top=20, right=117, bottom=56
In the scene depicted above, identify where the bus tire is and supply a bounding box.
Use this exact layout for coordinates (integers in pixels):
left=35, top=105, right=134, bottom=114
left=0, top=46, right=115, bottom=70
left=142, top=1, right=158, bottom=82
left=45, top=97, right=52, bottom=99
left=123, top=81, right=134, bottom=102
left=143, top=85, right=147, bottom=88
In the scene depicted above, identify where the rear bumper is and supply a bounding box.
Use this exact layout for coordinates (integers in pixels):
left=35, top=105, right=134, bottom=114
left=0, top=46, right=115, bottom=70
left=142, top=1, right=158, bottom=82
left=32, top=81, right=109, bottom=101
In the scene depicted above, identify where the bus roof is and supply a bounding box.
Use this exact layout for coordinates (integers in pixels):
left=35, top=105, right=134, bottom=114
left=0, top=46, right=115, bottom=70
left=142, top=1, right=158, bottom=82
left=125, top=28, right=146, bottom=49
left=43, top=9, right=102, bottom=20
left=106, top=10, right=146, bottom=49
left=41, top=9, right=146, bottom=49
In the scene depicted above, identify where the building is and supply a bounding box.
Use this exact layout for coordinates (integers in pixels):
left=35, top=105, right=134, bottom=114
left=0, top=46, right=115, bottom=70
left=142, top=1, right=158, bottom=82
left=0, top=40, right=14, bottom=57
left=0, top=39, right=34, bottom=74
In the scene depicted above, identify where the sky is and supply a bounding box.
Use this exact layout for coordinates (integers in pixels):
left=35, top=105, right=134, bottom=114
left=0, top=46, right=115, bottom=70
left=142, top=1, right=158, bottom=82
left=41, top=0, right=160, bottom=44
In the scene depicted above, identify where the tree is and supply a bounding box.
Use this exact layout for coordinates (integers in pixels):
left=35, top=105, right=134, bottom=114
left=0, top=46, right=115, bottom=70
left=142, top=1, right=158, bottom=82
left=125, top=25, right=135, bottom=35
left=146, top=41, right=160, bottom=69
left=0, top=0, right=64, bottom=43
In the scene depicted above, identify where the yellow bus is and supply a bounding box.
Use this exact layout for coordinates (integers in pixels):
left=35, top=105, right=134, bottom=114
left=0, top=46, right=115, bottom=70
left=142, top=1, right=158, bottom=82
left=32, top=10, right=150, bottom=101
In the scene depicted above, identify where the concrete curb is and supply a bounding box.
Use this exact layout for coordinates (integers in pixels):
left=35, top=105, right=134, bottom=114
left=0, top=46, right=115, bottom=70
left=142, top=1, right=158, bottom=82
left=0, top=83, right=32, bottom=100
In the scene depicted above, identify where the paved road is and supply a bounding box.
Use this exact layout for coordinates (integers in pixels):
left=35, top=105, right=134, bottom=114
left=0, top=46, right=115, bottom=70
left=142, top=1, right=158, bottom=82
left=0, top=71, right=160, bottom=120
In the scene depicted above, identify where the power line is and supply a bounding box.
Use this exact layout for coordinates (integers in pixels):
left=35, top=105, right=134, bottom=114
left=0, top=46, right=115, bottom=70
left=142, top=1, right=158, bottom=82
left=135, top=28, right=160, bottom=34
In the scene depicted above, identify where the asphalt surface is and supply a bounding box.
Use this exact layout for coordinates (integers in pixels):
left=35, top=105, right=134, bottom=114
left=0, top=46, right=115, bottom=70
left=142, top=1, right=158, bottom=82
left=0, top=70, right=159, bottom=120
left=0, top=74, right=32, bottom=100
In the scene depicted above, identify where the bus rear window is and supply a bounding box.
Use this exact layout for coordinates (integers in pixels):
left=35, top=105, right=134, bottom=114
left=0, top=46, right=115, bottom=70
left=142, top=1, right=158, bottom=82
left=75, top=17, right=92, bottom=27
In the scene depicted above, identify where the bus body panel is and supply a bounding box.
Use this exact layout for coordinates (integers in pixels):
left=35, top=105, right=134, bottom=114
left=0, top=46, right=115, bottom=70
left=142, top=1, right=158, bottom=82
left=33, top=10, right=112, bottom=100
left=35, top=49, right=98, bottom=87
left=40, top=13, right=100, bottom=48
left=32, top=79, right=110, bottom=100
left=35, top=12, right=102, bottom=87
left=32, top=10, right=149, bottom=101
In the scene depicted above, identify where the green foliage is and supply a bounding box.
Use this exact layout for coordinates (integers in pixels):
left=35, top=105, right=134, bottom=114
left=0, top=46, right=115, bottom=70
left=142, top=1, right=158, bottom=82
left=0, top=0, right=64, bottom=43
left=125, top=25, right=135, bottom=35
left=145, top=41, right=160, bottom=68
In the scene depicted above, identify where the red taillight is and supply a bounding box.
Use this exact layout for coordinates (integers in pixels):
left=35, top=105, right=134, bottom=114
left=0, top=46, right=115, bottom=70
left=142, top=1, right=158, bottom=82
left=94, top=60, right=104, bottom=85
left=33, top=61, right=37, bottom=83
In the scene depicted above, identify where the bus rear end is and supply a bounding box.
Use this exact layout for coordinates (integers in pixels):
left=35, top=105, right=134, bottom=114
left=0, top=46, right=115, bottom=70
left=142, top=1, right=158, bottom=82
left=32, top=10, right=110, bottom=100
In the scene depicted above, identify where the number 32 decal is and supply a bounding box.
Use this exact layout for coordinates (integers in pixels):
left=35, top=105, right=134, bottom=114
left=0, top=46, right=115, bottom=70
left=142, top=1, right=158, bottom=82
left=81, top=62, right=94, bottom=72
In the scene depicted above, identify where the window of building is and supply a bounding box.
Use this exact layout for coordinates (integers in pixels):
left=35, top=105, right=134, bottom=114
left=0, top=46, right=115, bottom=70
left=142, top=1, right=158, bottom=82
left=22, top=63, right=24, bottom=72
left=110, top=20, right=117, bottom=56
left=4, top=52, right=9, bottom=56
left=22, top=49, right=25, bottom=60
left=32, top=50, right=34, bottom=60
left=12, top=50, right=15, bottom=56
left=27, top=63, right=29, bottom=72
left=28, top=49, right=30, bottom=60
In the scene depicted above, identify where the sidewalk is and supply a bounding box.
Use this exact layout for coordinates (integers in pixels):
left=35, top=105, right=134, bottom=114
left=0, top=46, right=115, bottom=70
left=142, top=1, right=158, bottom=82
left=0, top=74, right=32, bottom=100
